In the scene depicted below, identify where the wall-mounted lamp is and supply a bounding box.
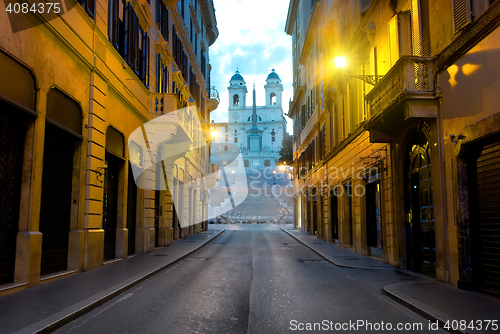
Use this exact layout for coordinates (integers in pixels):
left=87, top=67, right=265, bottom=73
left=449, top=134, right=466, bottom=144
left=334, top=56, right=384, bottom=86
left=96, top=163, right=108, bottom=183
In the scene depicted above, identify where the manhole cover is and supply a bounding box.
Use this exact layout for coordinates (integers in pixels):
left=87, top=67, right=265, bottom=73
left=153, top=254, right=168, bottom=257
left=185, top=258, right=209, bottom=261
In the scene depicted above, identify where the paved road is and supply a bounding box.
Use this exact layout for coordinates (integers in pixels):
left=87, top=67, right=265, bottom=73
left=55, top=225, right=446, bottom=334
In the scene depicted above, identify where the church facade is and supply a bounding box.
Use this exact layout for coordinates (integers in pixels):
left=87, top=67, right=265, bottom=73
left=212, top=70, right=287, bottom=171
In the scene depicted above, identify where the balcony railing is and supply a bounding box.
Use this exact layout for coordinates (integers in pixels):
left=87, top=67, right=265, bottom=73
left=151, top=93, right=204, bottom=143
left=151, top=93, right=183, bottom=115
left=366, top=56, right=436, bottom=119
left=209, top=86, right=220, bottom=103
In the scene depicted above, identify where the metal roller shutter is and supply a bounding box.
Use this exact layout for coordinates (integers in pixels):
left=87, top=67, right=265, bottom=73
left=472, top=140, right=500, bottom=294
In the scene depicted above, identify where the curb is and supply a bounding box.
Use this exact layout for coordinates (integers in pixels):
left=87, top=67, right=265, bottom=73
left=280, top=228, right=392, bottom=270
left=15, top=229, right=225, bottom=334
left=281, top=228, right=467, bottom=334
left=383, top=281, right=466, bottom=334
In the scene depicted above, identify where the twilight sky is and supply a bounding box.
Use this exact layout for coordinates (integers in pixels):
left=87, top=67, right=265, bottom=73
left=209, top=0, right=293, bottom=134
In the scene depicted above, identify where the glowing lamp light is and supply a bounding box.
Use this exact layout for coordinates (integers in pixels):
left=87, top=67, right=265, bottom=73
left=211, top=129, right=218, bottom=140
left=334, top=56, right=346, bottom=69
left=280, top=165, right=285, bottom=172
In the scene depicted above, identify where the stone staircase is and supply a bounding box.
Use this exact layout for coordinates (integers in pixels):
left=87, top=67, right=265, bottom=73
left=209, top=172, right=292, bottom=223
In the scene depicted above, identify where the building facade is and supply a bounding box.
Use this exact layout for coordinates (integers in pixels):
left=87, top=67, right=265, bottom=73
left=211, top=70, right=287, bottom=171
left=286, top=0, right=500, bottom=295
left=0, top=0, right=219, bottom=293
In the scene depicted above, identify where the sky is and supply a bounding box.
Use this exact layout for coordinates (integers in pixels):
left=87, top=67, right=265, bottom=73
left=209, top=0, right=293, bottom=134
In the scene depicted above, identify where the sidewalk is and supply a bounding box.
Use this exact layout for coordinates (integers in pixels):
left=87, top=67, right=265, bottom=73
left=282, top=227, right=500, bottom=334
left=0, top=228, right=224, bottom=334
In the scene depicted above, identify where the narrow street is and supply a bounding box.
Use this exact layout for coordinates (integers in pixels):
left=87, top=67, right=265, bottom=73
left=55, top=225, right=444, bottom=334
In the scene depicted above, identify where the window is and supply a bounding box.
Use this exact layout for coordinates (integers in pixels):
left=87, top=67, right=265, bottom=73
left=247, top=115, right=262, bottom=122
left=225, top=135, right=228, bottom=142
left=388, top=14, right=400, bottom=67
left=272, top=136, right=275, bottom=142
left=201, top=54, right=206, bottom=78
left=452, top=0, right=492, bottom=33
left=234, top=137, right=238, bottom=143
left=108, top=0, right=149, bottom=87
left=244, top=160, right=249, bottom=167
left=233, top=94, right=239, bottom=106
left=78, top=0, right=95, bottom=18
left=156, top=0, right=169, bottom=41
left=156, top=55, right=169, bottom=93
left=224, top=146, right=228, bottom=151
left=264, top=160, right=271, bottom=166
left=270, top=93, right=276, bottom=105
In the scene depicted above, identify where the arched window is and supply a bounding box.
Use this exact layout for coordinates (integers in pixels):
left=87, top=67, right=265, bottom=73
left=270, top=93, right=276, bottom=105
left=233, top=94, right=239, bottom=106
left=247, top=115, right=262, bottom=122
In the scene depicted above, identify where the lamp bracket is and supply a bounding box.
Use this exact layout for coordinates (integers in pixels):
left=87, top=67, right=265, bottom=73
left=349, top=74, right=384, bottom=86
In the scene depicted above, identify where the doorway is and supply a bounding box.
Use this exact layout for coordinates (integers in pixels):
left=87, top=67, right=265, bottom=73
left=469, top=137, right=500, bottom=295
left=0, top=102, right=30, bottom=284
left=39, top=123, right=78, bottom=275
left=330, top=189, right=339, bottom=241
left=103, top=152, right=120, bottom=261
left=127, top=164, right=137, bottom=255
left=404, top=131, right=435, bottom=277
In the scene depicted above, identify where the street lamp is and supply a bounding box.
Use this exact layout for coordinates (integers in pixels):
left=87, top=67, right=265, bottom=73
left=232, top=169, right=235, bottom=185
left=211, top=129, right=218, bottom=140
left=334, top=56, right=383, bottom=86
left=273, top=170, right=276, bottom=185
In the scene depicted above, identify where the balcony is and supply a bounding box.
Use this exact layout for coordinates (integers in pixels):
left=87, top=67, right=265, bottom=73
left=207, top=86, right=220, bottom=112
left=365, top=56, right=438, bottom=142
left=151, top=93, right=182, bottom=115
left=150, top=93, right=201, bottom=144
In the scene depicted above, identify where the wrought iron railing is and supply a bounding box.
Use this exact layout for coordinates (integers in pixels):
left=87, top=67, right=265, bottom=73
left=365, top=56, right=436, bottom=119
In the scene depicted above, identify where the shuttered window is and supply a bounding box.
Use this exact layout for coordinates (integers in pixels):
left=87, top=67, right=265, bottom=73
left=410, top=0, right=422, bottom=57
left=108, top=1, right=149, bottom=87
left=452, top=0, right=472, bottom=33
left=78, top=0, right=95, bottom=18
left=388, top=15, right=400, bottom=67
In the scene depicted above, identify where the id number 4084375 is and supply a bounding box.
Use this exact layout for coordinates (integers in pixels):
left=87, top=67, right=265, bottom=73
left=6, top=2, right=61, bottom=14
left=444, top=320, right=498, bottom=331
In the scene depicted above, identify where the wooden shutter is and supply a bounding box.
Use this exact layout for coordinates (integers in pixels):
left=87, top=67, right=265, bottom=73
left=142, top=32, right=149, bottom=86
left=452, top=0, right=472, bottom=33
left=410, top=0, right=422, bottom=57
left=388, top=14, right=400, bottom=67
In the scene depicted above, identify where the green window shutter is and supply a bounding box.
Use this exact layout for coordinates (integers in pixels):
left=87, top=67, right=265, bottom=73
left=452, top=0, right=472, bottom=33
